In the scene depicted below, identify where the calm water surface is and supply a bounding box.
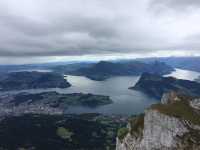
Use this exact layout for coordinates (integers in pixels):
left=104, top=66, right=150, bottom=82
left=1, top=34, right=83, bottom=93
left=165, top=68, right=200, bottom=80
left=64, top=75, right=156, bottom=115
left=2, top=68, right=200, bottom=115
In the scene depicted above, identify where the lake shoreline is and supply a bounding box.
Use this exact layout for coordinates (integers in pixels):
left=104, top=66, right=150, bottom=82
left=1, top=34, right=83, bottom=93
left=0, top=68, right=199, bottom=115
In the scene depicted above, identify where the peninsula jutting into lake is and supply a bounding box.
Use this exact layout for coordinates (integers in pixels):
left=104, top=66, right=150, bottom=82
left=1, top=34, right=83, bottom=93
left=0, top=71, right=71, bottom=91
left=130, top=72, right=200, bottom=99
left=0, top=91, right=113, bottom=116
left=1, top=0, right=200, bottom=149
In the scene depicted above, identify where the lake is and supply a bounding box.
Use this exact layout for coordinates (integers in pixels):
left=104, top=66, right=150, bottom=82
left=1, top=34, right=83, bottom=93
left=165, top=68, right=200, bottom=80
left=1, top=68, right=200, bottom=115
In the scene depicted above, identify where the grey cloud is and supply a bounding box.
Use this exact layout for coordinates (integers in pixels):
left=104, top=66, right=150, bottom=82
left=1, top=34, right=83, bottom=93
left=1, top=12, right=118, bottom=38
left=150, top=0, right=200, bottom=11
left=0, top=0, right=200, bottom=63
left=180, top=34, right=200, bottom=50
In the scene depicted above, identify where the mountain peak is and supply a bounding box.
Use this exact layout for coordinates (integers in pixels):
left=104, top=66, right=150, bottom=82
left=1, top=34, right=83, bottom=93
left=116, top=92, right=200, bottom=150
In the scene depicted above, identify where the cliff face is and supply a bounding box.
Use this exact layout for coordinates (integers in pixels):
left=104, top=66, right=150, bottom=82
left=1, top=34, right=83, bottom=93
left=116, top=92, right=200, bottom=150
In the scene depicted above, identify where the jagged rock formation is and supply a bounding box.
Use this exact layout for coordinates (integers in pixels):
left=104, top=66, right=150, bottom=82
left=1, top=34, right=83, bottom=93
left=190, top=98, right=200, bottom=110
left=116, top=91, right=200, bottom=150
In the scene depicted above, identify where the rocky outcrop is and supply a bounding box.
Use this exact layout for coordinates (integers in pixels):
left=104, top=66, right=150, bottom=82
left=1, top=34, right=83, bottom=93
left=161, top=91, right=182, bottom=104
left=190, top=98, right=200, bottom=111
left=116, top=92, right=200, bottom=150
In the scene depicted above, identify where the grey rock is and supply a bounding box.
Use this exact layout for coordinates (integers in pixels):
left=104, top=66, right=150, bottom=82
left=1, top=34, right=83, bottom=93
left=116, top=92, right=200, bottom=150
left=190, top=98, right=200, bottom=110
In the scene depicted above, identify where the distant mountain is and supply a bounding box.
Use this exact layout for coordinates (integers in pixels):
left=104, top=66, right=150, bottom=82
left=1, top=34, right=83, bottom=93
left=130, top=73, right=200, bottom=99
left=134, top=57, right=200, bottom=72
left=0, top=71, right=71, bottom=91
left=72, top=61, right=174, bottom=81
left=1, top=56, right=200, bottom=74
left=51, top=62, right=94, bottom=74
left=0, top=61, right=95, bottom=74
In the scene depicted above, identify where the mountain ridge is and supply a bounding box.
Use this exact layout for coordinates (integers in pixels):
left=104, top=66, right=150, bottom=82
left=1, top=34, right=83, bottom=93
left=130, top=72, right=200, bottom=99
left=0, top=71, right=71, bottom=91
left=73, top=61, right=174, bottom=81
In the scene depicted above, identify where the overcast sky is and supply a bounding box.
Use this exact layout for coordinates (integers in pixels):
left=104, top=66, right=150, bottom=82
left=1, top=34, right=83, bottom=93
left=0, top=0, right=200, bottom=64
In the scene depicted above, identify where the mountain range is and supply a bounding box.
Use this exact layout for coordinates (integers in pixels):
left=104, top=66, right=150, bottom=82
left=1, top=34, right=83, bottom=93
left=68, top=61, right=174, bottom=81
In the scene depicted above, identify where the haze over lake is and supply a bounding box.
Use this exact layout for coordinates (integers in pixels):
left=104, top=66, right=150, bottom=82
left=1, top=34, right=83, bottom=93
left=165, top=68, right=200, bottom=81
left=2, top=68, right=200, bottom=115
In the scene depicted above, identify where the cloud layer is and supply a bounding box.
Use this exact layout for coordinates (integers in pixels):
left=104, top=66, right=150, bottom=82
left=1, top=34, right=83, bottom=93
left=0, top=0, right=200, bottom=63
left=151, top=0, right=200, bottom=10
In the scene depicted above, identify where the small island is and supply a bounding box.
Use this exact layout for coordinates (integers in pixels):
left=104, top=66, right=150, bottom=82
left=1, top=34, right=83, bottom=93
left=0, top=92, right=113, bottom=116
left=0, top=71, right=71, bottom=91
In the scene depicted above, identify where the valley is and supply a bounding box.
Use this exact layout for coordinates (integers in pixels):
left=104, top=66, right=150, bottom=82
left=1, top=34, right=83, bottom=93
left=1, top=0, right=200, bottom=149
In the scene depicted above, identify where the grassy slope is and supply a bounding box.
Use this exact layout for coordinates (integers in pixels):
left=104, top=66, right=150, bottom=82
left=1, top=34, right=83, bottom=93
left=151, top=100, right=200, bottom=126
